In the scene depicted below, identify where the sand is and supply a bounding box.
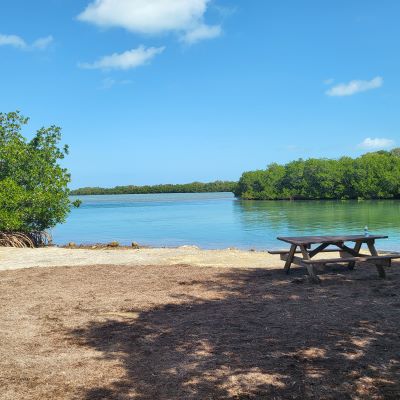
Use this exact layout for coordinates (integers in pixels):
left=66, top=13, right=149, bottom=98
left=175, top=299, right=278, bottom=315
left=0, top=246, right=351, bottom=272
left=0, top=246, right=276, bottom=271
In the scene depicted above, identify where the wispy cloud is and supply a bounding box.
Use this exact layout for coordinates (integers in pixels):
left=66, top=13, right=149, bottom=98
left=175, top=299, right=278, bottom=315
left=182, top=24, right=221, bottom=44
left=100, top=77, right=117, bottom=89
left=79, top=46, right=165, bottom=71
left=78, top=0, right=222, bottom=44
left=323, top=78, right=334, bottom=85
left=0, top=34, right=26, bottom=48
left=32, top=35, right=54, bottom=50
left=326, top=76, right=383, bottom=97
left=0, top=33, right=53, bottom=50
left=358, top=137, right=394, bottom=150
left=100, top=77, right=133, bottom=89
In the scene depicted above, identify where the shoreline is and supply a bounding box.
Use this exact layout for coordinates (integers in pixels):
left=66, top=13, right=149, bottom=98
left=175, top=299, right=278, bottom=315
left=1, top=245, right=397, bottom=272
left=0, top=246, right=275, bottom=271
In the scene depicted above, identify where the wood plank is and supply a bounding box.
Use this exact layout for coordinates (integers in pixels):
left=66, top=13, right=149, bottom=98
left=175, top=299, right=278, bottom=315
left=348, top=241, right=362, bottom=270
left=300, top=245, right=321, bottom=283
left=366, top=241, right=385, bottom=277
left=280, top=253, right=306, bottom=265
left=277, top=235, right=388, bottom=246
left=376, top=264, right=386, bottom=278
left=300, top=245, right=310, bottom=260
left=283, top=244, right=297, bottom=274
left=308, top=243, right=330, bottom=258
left=336, top=243, right=362, bottom=257
left=269, top=248, right=339, bottom=255
left=305, top=264, right=321, bottom=283
left=292, top=256, right=308, bottom=266
left=301, top=255, right=399, bottom=265
left=339, top=251, right=369, bottom=258
left=367, top=240, right=378, bottom=256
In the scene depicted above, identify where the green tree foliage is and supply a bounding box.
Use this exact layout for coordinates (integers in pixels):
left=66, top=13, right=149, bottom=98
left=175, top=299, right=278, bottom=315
left=235, top=152, right=400, bottom=200
left=0, top=111, right=76, bottom=232
left=70, top=181, right=237, bottom=196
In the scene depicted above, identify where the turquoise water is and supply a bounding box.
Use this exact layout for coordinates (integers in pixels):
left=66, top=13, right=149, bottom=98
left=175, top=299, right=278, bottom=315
left=52, top=193, right=400, bottom=251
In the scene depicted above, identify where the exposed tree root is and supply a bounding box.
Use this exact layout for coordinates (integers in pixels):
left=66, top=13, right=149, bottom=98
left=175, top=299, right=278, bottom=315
left=0, top=231, right=52, bottom=248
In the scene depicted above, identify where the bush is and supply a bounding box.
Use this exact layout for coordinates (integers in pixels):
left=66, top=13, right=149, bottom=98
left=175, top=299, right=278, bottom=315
left=0, top=111, right=77, bottom=245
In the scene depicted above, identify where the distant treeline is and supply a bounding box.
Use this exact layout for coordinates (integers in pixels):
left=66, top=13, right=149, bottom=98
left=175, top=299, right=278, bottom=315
left=234, top=149, right=400, bottom=200
left=70, top=181, right=237, bottom=195
left=71, top=149, right=400, bottom=200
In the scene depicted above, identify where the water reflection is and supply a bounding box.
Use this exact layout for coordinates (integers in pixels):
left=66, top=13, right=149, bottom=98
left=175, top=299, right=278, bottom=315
left=234, top=200, right=400, bottom=248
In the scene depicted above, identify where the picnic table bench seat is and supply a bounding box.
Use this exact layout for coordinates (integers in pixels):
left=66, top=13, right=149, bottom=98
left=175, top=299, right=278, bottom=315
left=269, top=234, right=398, bottom=283
left=268, top=248, right=338, bottom=255
left=302, top=254, right=400, bottom=279
left=301, top=254, right=400, bottom=265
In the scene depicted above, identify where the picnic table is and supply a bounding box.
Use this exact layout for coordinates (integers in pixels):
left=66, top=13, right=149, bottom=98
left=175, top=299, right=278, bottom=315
left=269, top=234, right=400, bottom=283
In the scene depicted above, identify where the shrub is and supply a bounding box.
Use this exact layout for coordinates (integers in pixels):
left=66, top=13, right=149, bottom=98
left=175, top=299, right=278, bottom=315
left=0, top=111, right=78, bottom=246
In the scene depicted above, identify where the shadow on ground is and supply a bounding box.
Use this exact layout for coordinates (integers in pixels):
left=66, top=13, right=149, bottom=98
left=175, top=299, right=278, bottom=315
left=70, top=263, right=400, bottom=400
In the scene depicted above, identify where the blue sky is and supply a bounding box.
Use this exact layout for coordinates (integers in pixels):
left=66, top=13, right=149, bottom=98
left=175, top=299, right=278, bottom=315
left=0, top=0, right=399, bottom=188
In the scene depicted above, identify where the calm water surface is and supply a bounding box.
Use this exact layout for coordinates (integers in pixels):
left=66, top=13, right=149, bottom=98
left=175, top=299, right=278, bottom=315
left=52, top=193, right=400, bottom=251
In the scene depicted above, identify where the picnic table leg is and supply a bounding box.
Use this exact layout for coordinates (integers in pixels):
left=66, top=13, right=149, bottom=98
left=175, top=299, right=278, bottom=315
left=366, top=240, right=386, bottom=278
left=284, top=244, right=297, bottom=274
left=348, top=242, right=362, bottom=270
left=375, top=262, right=386, bottom=278
left=300, top=245, right=320, bottom=283
left=367, top=240, right=378, bottom=256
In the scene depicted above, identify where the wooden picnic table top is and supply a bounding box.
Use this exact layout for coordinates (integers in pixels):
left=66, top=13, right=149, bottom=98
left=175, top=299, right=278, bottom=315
left=277, top=234, right=388, bottom=246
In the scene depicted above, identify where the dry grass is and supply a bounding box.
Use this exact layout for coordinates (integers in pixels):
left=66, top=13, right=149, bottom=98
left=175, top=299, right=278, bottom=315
left=1, top=262, right=400, bottom=399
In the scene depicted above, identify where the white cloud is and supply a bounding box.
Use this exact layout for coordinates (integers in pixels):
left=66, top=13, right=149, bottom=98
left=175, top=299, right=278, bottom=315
left=182, top=24, right=221, bottom=44
left=326, top=76, right=383, bottom=97
left=0, top=33, right=53, bottom=50
left=32, top=35, right=54, bottom=50
left=78, top=0, right=221, bottom=43
left=359, top=137, right=395, bottom=150
left=79, top=46, right=165, bottom=70
left=0, top=34, right=27, bottom=48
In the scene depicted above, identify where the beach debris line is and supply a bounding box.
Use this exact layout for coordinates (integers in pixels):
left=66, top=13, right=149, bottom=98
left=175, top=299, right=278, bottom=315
left=63, top=241, right=143, bottom=250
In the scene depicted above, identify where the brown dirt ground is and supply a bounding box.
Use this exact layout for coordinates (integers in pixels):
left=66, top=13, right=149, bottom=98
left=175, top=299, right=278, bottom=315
left=1, top=262, right=400, bottom=400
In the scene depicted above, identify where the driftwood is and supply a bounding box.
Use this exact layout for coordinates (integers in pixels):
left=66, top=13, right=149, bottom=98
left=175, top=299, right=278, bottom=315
left=0, top=231, right=52, bottom=248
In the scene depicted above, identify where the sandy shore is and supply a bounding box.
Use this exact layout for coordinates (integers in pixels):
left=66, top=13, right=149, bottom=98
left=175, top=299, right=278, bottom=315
left=1, top=246, right=394, bottom=272
left=0, top=246, right=281, bottom=271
